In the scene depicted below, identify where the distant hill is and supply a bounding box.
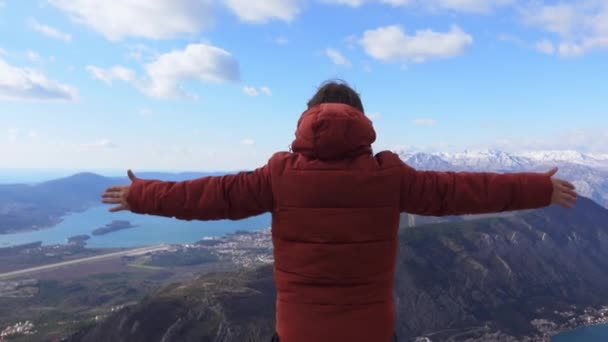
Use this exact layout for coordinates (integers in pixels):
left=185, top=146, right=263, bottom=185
left=66, top=197, right=608, bottom=342
left=0, top=173, right=118, bottom=234
left=0, top=171, right=226, bottom=234
left=2, top=158, right=607, bottom=236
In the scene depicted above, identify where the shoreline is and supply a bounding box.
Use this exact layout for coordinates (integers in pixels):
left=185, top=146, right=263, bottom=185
left=0, top=215, right=65, bottom=236
left=546, top=305, right=608, bottom=340
left=550, top=323, right=608, bottom=340
left=1, top=222, right=273, bottom=250
left=455, top=305, right=608, bottom=341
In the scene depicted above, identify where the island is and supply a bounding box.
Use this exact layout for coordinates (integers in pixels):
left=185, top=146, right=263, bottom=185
left=91, top=220, right=137, bottom=236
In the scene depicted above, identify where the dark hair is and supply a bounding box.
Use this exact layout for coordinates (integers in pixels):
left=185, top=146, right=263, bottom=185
left=307, top=79, right=364, bottom=113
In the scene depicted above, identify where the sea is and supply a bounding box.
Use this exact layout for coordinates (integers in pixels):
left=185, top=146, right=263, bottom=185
left=552, top=324, right=608, bottom=341
left=0, top=169, right=271, bottom=248
left=0, top=205, right=271, bottom=248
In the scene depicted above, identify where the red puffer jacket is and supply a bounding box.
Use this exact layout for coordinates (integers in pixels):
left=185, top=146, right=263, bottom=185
left=126, top=103, right=554, bottom=342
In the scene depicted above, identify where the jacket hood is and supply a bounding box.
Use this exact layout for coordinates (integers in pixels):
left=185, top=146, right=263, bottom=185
left=291, top=103, right=376, bottom=160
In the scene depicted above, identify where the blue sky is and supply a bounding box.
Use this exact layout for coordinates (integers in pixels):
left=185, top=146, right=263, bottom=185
left=0, top=0, right=607, bottom=172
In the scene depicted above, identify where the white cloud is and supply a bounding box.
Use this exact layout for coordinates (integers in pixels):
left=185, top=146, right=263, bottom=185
left=413, top=118, right=437, bottom=125
left=380, top=0, right=410, bottom=6
left=535, top=39, right=555, bottom=54
left=323, top=0, right=513, bottom=13
left=243, top=86, right=259, bottom=96
left=143, top=43, right=240, bottom=98
left=275, top=36, right=289, bottom=45
left=419, top=0, right=514, bottom=14
left=558, top=42, right=585, bottom=57
left=322, top=0, right=366, bottom=6
left=4, top=127, right=40, bottom=146
left=524, top=4, right=577, bottom=37
left=241, top=138, right=255, bottom=145
left=86, top=65, right=136, bottom=84
left=0, top=58, right=78, bottom=102
left=523, top=1, right=608, bottom=56
left=83, top=139, right=118, bottom=149
left=224, top=0, right=303, bottom=23
left=47, top=0, right=214, bottom=41
left=27, top=18, right=72, bottom=42
left=125, top=44, right=158, bottom=62
left=87, top=43, right=240, bottom=99
left=368, top=112, right=382, bottom=119
left=26, top=50, right=42, bottom=62
left=360, top=25, right=473, bottom=63
left=325, top=48, right=352, bottom=67
left=260, top=86, right=272, bottom=95
left=243, top=85, right=272, bottom=96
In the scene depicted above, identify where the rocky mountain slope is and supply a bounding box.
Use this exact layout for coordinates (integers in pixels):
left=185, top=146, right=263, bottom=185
left=64, top=197, right=608, bottom=342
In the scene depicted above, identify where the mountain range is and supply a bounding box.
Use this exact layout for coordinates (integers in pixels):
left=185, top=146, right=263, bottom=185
left=1, top=149, right=607, bottom=235
left=396, top=149, right=608, bottom=170
left=396, top=149, right=608, bottom=208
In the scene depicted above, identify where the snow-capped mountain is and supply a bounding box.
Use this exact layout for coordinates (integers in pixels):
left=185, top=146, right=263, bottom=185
left=399, top=152, right=454, bottom=170
left=394, top=149, right=608, bottom=208
left=396, top=149, right=608, bottom=171
left=519, top=150, right=608, bottom=169
left=448, top=149, right=535, bottom=171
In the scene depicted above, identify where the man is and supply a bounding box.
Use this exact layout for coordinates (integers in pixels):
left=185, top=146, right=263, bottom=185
left=102, top=80, right=577, bottom=342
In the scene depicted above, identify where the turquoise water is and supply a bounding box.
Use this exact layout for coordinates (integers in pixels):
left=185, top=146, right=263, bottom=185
left=552, top=324, right=608, bottom=341
left=0, top=205, right=271, bottom=248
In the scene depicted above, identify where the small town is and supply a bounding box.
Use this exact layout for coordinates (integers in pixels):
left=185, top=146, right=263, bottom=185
left=0, top=321, right=35, bottom=341
left=198, top=227, right=274, bottom=268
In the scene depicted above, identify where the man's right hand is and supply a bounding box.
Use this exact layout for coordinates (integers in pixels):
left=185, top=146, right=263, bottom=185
left=101, top=169, right=138, bottom=212
left=545, top=167, right=577, bottom=208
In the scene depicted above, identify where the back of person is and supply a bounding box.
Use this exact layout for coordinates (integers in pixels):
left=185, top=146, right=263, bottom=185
left=107, top=80, right=576, bottom=342
left=270, top=102, right=403, bottom=341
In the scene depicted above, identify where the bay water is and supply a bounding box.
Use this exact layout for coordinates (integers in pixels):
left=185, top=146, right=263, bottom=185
left=0, top=205, right=271, bottom=248
left=552, top=324, right=608, bottom=342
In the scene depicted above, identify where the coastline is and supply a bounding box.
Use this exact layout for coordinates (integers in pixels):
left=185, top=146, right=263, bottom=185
left=0, top=216, right=64, bottom=236
left=546, top=305, right=608, bottom=341
left=0, top=206, right=90, bottom=236
left=430, top=305, right=608, bottom=341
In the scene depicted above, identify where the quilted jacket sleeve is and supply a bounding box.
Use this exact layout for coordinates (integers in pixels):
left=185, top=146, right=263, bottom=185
left=126, top=165, right=273, bottom=221
left=399, top=163, right=553, bottom=216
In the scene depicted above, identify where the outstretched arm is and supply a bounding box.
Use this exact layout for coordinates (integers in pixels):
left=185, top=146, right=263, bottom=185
left=400, top=164, right=576, bottom=216
left=102, top=166, right=273, bottom=221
